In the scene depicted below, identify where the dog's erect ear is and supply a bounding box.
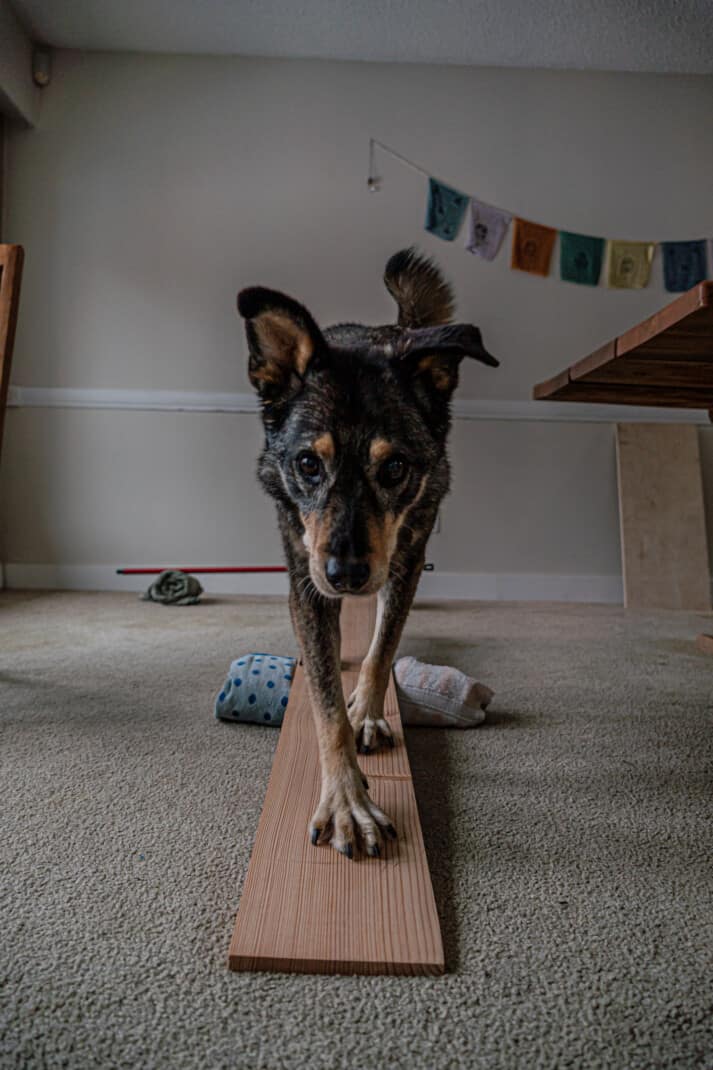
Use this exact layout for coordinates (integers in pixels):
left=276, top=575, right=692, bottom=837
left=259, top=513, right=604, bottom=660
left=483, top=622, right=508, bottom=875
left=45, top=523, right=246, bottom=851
left=392, top=324, right=498, bottom=394
left=237, top=287, right=325, bottom=399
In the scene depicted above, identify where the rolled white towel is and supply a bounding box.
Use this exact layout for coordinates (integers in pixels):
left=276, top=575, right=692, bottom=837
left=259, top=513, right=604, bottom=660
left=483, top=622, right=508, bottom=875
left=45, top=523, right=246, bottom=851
left=394, top=656, right=493, bottom=728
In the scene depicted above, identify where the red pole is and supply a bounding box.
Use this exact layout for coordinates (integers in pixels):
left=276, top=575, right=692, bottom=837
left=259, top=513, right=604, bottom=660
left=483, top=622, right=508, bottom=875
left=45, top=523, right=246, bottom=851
left=116, top=566, right=287, bottom=575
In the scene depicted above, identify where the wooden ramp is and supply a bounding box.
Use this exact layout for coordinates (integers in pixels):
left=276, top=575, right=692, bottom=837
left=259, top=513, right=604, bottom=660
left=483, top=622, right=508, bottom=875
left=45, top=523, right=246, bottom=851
left=228, top=596, right=444, bottom=976
left=532, top=280, right=713, bottom=411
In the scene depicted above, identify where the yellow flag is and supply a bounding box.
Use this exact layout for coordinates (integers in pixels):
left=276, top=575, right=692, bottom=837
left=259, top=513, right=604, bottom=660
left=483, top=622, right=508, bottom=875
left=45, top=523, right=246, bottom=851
left=605, top=240, right=655, bottom=288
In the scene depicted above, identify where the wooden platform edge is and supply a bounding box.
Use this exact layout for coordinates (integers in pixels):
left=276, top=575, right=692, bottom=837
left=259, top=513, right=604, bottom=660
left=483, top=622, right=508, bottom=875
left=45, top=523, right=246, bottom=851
left=532, top=280, right=713, bottom=407
left=228, top=952, right=444, bottom=978
left=695, top=633, right=713, bottom=656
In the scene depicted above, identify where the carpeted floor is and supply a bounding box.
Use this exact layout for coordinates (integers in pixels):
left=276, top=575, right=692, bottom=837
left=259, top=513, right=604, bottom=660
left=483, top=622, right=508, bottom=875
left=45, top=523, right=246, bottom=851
left=1, top=590, right=712, bottom=1070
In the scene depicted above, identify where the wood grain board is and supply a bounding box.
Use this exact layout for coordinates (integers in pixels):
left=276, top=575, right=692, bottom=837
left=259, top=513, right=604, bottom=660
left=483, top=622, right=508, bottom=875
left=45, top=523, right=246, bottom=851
left=228, top=596, right=445, bottom=976
left=695, top=634, right=713, bottom=656
left=0, top=245, right=24, bottom=462
left=616, top=423, right=711, bottom=611
left=533, top=280, right=713, bottom=409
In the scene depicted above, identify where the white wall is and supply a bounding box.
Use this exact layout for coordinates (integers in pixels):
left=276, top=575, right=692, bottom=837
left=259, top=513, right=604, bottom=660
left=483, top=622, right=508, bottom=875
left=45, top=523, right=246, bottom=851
left=2, top=51, right=712, bottom=598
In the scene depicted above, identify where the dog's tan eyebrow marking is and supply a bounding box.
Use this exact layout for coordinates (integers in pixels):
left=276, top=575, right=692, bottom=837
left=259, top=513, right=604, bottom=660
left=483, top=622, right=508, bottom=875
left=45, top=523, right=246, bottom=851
left=312, top=432, right=335, bottom=462
left=369, top=438, right=393, bottom=464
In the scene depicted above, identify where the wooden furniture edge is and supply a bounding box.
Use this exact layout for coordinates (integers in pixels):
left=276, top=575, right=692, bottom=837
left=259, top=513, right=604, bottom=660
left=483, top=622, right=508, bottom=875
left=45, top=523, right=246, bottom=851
left=695, top=633, right=713, bottom=656
left=532, top=280, right=713, bottom=403
left=617, top=280, right=713, bottom=358
left=0, top=245, right=25, bottom=460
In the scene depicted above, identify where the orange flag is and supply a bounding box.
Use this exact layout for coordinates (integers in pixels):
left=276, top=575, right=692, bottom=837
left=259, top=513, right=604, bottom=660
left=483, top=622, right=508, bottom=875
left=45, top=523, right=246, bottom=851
left=511, top=218, right=557, bottom=277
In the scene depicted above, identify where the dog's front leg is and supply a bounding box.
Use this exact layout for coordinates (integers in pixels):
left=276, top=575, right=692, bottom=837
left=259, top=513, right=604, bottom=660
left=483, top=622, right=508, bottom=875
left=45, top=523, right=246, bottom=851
left=348, top=546, right=424, bottom=753
left=289, top=582, right=396, bottom=858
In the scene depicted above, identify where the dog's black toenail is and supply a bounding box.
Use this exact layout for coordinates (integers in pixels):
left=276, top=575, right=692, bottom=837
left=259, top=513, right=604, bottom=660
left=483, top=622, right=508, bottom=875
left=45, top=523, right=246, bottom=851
left=387, top=824, right=397, bottom=839
left=344, top=843, right=353, bottom=859
left=387, top=736, right=395, bottom=748
left=310, top=828, right=320, bottom=845
left=359, top=744, right=370, bottom=755
left=362, top=776, right=369, bottom=790
left=368, top=844, right=380, bottom=857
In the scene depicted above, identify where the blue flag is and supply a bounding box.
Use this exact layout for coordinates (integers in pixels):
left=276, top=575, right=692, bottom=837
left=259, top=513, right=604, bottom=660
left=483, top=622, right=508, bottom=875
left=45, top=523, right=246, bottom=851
left=662, top=240, right=708, bottom=292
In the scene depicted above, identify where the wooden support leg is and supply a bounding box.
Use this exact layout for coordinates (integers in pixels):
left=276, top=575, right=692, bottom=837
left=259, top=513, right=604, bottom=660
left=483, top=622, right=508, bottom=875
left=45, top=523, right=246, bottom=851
left=616, top=423, right=711, bottom=611
left=228, top=596, right=445, bottom=976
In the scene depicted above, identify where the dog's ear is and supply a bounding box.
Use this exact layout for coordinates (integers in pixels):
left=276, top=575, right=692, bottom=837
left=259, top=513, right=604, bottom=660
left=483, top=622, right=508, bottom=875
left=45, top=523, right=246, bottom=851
left=392, top=324, right=498, bottom=395
left=237, top=287, right=325, bottom=400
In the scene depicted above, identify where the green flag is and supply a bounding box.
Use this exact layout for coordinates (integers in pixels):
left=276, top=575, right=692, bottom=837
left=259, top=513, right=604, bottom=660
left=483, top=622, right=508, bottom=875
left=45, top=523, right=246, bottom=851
left=560, top=231, right=605, bottom=286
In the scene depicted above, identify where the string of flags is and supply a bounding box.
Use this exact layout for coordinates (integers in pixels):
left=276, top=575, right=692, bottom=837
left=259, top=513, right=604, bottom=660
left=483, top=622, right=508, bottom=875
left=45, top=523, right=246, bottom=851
left=367, top=139, right=711, bottom=292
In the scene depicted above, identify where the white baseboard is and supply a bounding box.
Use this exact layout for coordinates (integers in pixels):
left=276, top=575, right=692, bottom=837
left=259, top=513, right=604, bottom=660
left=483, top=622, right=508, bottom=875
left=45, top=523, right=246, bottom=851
left=7, top=385, right=710, bottom=425
left=2, top=564, right=624, bottom=604
left=415, top=570, right=623, bottom=603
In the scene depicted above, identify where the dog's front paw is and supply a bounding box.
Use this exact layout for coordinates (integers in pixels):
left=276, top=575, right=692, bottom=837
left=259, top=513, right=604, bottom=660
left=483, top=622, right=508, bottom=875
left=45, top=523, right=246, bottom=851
left=309, top=760, right=396, bottom=858
left=347, top=686, right=394, bottom=754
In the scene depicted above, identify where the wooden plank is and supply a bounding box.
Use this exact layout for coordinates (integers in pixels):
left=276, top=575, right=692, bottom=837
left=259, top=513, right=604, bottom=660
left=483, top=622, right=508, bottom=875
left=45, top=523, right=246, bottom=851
left=228, top=597, right=444, bottom=976
left=340, top=593, right=377, bottom=663
left=532, top=367, right=571, bottom=401
left=0, top=245, right=24, bottom=463
left=616, top=281, right=713, bottom=358
left=572, top=357, right=713, bottom=389
left=568, top=340, right=618, bottom=383
left=616, top=424, right=711, bottom=611
left=532, top=379, right=713, bottom=408
left=696, top=634, right=713, bottom=656
left=532, top=281, right=713, bottom=409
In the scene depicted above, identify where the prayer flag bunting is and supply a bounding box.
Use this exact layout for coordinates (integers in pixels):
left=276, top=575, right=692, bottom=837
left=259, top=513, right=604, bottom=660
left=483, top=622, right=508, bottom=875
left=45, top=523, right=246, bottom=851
left=369, top=142, right=711, bottom=292
left=511, top=218, right=557, bottom=277
left=425, top=178, right=469, bottom=241
left=464, top=199, right=511, bottom=261
left=605, top=240, right=655, bottom=289
left=661, top=240, right=708, bottom=292
left=559, top=231, right=604, bottom=286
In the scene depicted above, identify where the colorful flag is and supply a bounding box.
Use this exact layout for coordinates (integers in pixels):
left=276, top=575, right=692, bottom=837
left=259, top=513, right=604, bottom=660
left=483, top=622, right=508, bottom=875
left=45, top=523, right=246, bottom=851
left=510, top=218, right=557, bottom=276
left=661, top=240, right=708, bottom=292
left=559, top=231, right=605, bottom=286
left=605, top=240, right=655, bottom=289
left=464, top=199, right=511, bottom=261
left=424, top=178, right=469, bottom=241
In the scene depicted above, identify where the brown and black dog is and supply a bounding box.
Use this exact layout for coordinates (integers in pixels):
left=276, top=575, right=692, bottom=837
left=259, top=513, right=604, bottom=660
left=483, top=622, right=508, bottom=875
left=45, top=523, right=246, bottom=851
left=237, top=248, right=497, bottom=858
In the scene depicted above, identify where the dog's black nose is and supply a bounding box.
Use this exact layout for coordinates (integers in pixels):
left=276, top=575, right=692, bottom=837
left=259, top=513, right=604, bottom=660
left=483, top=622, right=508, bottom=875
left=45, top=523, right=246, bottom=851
left=325, top=557, right=370, bottom=593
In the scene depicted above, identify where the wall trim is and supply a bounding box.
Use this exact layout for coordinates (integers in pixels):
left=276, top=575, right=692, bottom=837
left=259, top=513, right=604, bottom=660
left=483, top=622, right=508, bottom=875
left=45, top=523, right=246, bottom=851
left=2, top=564, right=625, bottom=604
left=7, top=385, right=710, bottom=425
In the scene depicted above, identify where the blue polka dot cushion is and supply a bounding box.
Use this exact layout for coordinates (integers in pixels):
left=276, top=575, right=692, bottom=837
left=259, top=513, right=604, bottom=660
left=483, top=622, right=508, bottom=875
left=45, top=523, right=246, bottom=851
left=214, top=653, right=297, bottom=725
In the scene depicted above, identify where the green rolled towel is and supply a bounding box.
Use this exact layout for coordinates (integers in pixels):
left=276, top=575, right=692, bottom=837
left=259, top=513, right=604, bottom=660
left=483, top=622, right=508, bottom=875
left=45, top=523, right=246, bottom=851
left=141, top=570, right=204, bottom=606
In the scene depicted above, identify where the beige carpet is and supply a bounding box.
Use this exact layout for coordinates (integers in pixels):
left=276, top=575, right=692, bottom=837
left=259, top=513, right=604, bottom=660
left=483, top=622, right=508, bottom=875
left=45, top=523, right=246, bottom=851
left=1, top=590, right=712, bottom=1069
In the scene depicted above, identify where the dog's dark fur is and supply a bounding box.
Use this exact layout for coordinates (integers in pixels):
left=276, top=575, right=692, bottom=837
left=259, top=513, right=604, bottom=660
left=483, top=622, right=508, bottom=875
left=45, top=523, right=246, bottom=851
left=238, top=248, right=497, bottom=858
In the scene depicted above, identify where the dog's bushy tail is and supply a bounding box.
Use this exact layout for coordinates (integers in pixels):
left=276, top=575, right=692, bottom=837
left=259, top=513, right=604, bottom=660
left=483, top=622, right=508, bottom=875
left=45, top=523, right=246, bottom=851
left=384, top=247, right=455, bottom=328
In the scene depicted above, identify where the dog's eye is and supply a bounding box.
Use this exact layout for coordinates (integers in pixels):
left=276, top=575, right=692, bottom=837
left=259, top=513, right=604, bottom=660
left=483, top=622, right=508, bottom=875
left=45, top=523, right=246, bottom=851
left=378, top=455, right=408, bottom=488
left=297, top=451, right=322, bottom=484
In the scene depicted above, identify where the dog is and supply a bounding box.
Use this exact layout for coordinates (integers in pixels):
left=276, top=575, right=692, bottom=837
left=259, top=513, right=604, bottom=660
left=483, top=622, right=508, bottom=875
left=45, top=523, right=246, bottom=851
left=237, top=248, right=497, bottom=859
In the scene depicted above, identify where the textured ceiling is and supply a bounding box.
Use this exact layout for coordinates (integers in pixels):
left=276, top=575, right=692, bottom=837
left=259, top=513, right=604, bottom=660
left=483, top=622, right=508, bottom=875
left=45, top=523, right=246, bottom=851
left=11, top=0, right=713, bottom=74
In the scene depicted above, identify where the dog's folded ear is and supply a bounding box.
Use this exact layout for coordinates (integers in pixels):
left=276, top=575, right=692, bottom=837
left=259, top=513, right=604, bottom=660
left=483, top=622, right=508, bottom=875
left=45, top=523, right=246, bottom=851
left=237, top=287, right=325, bottom=400
left=392, top=324, right=498, bottom=394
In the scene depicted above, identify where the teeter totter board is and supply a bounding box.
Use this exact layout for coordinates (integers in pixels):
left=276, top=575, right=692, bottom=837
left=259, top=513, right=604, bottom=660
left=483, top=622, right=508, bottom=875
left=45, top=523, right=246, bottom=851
left=228, top=595, right=445, bottom=976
